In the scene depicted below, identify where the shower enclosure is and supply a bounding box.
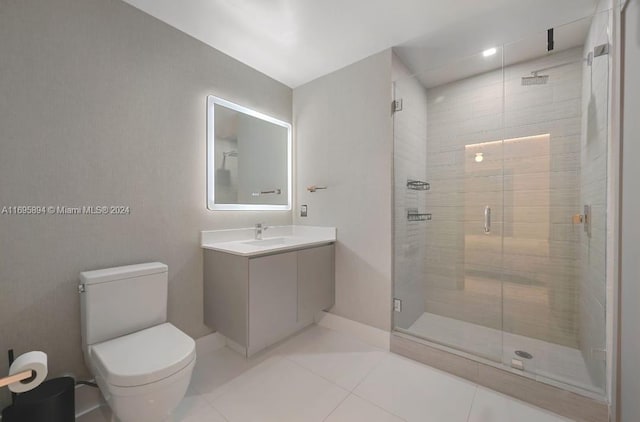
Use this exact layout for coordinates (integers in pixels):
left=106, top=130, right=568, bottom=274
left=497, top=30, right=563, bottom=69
left=392, top=10, right=611, bottom=398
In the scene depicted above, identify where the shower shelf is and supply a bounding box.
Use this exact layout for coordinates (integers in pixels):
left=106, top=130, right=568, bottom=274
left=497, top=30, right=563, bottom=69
left=407, top=208, right=432, bottom=222
left=407, top=180, right=430, bottom=191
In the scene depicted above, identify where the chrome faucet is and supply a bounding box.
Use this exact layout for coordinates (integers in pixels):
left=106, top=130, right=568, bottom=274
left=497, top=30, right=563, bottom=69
left=255, top=223, right=268, bottom=240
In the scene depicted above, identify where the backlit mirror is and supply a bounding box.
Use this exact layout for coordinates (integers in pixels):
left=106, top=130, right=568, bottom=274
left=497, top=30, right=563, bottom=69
left=207, top=96, right=291, bottom=210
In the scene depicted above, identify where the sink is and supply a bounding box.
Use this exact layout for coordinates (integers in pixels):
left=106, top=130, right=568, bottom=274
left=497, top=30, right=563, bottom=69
left=243, top=237, right=287, bottom=246
left=201, top=226, right=336, bottom=257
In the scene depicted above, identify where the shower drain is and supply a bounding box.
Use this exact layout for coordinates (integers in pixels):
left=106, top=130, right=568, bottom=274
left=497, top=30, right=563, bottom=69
left=515, top=350, right=533, bottom=359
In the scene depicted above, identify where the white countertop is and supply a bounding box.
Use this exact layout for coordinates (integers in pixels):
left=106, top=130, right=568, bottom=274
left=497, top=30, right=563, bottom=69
left=201, top=225, right=336, bottom=257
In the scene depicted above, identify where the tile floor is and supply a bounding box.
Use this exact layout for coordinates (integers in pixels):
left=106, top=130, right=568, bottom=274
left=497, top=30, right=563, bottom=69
left=78, top=324, right=573, bottom=422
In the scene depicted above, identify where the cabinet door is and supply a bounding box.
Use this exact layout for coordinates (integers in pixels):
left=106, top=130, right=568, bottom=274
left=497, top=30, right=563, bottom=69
left=203, top=250, right=249, bottom=349
left=248, top=251, right=298, bottom=356
left=298, top=244, right=335, bottom=323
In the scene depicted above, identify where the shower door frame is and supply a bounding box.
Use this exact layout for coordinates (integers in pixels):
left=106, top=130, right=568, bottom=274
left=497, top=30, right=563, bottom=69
left=390, top=7, right=620, bottom=409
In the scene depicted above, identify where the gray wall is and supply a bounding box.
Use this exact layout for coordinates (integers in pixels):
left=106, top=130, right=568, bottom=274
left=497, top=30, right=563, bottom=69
left=620, top=0, right=640, bottom=420
left=0, top=0, right=292, bottom=407
left=293, top=50, right=394, bottom=331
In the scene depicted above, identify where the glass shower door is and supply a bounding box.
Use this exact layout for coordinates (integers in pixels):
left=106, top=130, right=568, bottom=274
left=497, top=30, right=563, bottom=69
left=393, top=49, right=505, bottom=363
left=501, top=13, right=609, bottom=393
left=393, top=11, right=610, bottom=398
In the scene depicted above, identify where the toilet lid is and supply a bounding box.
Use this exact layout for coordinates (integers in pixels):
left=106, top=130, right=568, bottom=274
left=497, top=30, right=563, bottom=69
left=91, top=323, right=196, bottom=387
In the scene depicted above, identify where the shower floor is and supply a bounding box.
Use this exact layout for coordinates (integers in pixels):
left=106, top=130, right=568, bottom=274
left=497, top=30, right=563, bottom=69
left=407, top=312, right=602, bottom=394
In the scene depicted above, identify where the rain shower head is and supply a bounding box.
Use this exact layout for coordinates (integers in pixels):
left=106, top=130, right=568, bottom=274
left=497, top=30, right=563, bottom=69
left=521, top=73, right=549, bottom=86
left=522, top=56, right=587, bottom=86
left=220, top=150, right=238, bottom=169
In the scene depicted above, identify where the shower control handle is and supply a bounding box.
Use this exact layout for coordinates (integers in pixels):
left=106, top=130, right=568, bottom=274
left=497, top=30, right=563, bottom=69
left=484, top=206, right=491, bottom=234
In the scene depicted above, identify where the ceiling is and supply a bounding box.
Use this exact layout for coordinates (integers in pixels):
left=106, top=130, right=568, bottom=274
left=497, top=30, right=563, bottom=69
left=122, top=0, right=599, bottom=88
left=411, top=16, right=593, bottom=89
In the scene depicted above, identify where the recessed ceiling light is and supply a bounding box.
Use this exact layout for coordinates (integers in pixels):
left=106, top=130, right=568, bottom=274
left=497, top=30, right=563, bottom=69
left=483, top=47, right=497, bottom=57
left=475, top=152, right=484, bottom=163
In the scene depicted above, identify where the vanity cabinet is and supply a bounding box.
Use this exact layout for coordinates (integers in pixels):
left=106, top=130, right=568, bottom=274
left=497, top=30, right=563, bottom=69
left=248, top=251, right=298, bottom=356
left=298, top=245, right=335, bottom=323
left=204, top=243, right=334, bottom=357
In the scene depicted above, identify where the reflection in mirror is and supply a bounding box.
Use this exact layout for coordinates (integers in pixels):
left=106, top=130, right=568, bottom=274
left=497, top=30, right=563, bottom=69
left=207, top=96, right=291, bottom=210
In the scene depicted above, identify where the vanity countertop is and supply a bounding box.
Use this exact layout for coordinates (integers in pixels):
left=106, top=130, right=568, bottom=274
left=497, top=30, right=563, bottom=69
left=201, top=225, right=336, bottom=257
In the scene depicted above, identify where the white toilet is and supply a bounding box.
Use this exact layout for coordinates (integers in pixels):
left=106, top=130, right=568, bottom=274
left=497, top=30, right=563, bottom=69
left=79, top=262, right=196, bottom=422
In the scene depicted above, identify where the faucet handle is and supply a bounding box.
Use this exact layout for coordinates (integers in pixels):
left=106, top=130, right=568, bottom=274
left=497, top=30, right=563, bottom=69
left=254, top=223, right=268, bottom=240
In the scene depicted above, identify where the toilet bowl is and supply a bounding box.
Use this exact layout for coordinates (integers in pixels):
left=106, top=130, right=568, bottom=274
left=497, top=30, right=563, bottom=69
left=79, top=263, right=196, bottom=422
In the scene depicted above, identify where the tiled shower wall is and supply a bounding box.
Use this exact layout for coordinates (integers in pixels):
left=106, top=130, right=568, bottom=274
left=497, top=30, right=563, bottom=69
left=423, top=65, right=505, bottom=333
left=578, top=9, right=610, bottom=391
left=392, top=53, right=428, bottom=329
left=422, top=47, right=585, bottom=348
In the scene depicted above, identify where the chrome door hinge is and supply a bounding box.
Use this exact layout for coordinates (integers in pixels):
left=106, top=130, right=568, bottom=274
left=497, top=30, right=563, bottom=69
left=393, top=298, right=402, bottom=312
left=78, top=284, right=85, bottom=293
left=392, top=99, right=403, bottom=114
left=594, top=43, right=609, bottom=58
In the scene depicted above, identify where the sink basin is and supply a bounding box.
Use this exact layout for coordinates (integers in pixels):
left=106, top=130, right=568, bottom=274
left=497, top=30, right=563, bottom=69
left=201, top=226, right=336, bottom=257
left=243, top=237, right=287, bottom=246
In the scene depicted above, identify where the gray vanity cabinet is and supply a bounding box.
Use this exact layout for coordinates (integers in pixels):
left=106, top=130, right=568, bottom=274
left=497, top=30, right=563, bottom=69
left=297, top=244, right=335, bottom=323
left=203, top=243, right=334, bottom=357
left=248, top=251, right=298, bottom=356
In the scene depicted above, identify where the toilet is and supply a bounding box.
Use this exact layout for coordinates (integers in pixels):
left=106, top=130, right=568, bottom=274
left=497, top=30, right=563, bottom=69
left=79, top=262, right=196, bottom=422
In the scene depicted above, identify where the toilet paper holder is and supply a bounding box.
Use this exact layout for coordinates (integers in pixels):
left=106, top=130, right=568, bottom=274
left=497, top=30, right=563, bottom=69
left=1, top=349, right=34, bottom=391
left=0, top=369, right=34, bottom=389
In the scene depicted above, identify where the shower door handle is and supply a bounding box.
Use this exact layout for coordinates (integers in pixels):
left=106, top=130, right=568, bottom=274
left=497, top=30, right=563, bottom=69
left=484, top=206, right=491, bottom=234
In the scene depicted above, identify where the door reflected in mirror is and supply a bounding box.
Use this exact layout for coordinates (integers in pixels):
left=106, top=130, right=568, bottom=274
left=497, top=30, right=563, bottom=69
left=207, top=96, right=291, bottom=210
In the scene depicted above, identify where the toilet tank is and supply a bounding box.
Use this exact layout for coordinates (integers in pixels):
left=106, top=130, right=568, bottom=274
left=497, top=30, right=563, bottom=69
left=80, top=262, right=168, bottom=347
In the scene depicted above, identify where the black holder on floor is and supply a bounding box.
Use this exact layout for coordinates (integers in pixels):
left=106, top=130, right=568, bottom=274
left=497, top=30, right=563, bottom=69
left=7, top=349, right=16, bottom=404
left=1, top=376, right=75, bottom=422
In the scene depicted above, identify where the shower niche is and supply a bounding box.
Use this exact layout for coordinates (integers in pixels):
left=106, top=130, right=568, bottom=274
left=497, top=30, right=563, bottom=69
left=392, top=9, right=611, bottom=403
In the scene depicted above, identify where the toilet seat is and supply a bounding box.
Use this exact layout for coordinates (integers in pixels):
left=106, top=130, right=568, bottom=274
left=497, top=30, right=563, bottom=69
left=90, top=323, right=195, bottom=388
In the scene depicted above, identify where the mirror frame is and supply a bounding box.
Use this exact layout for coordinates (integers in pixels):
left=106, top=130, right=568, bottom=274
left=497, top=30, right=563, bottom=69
left=206, top=95, right=292, bottom=211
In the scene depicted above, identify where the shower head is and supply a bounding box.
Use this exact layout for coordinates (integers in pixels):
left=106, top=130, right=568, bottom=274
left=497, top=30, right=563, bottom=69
left=521, top=73, right=549, bottom=86
left=220, top=150, right=238, bottom=169
left=522, top=56, right=586, bottom=86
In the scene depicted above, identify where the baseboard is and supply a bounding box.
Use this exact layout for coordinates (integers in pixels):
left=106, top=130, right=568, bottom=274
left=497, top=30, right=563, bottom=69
left=0, top=382, right=104, bottom=420
left=74, top=382, right=104, bottom=418
left=195, top=331, right=227, bottom=355
left=225, top=338, right=247, bottom=356
left=314, top=311, right=391, bottom=350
